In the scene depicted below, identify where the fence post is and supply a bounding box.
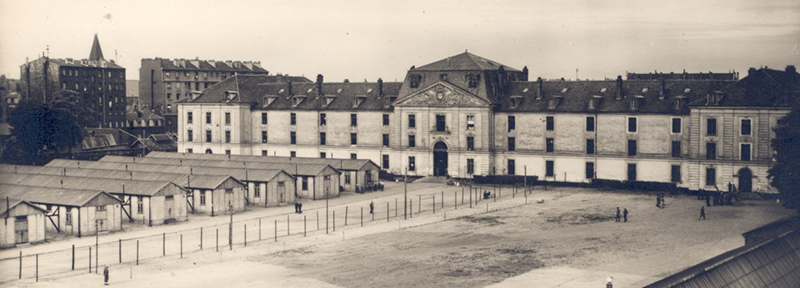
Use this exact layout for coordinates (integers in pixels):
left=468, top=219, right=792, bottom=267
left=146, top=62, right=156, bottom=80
left=455, top=191, right=457, bottom=210
left=19, top=251, right=22, bottom=279
left=200, top=227, right=203, bottom=250
left=410, top=199, right=413, bottom=218
left=304, top=215, right=307, bottom=237
left=136, top=240, right=139, bottom=265
left=215, top=229, right=219, bottom=252
left=244, top=225, right=247, bottom=247
left=316, top=211, right=319, bottom=231
left=36, top=254, right=38, bottom=282
left=345, top=206, right=349, bottom=226
left=333, top=211, right=336, bottom=232
left=470, top=187, right=473, bottom=208
left=119, top=239, right=122, bottom=263
left=72, top=245, right=75, bottom=270
left=442, top=191, right=444, bottom=208
left=395, top=198, right=398, bottom=217
left=287, top=215, right=290, bottom=236
left=433, top=196, right=436, bottom=214
left=462, top=187, right=464, bottom=205
left=387, top=202, right=389, bottom=222
left=486, top=202, right=489, bottom=212
left=259, top=219, right=262, bottom=241
left=418, top=195, right=421, bottom=213
left=274, top=220, right=277, bottom=242
left=163, top=233, right=166, bottom=256
left=361, top=207, right=363, bottom=226
left=88, top=247, right=91, bottom=273
left=180, top=234, right=183, bottom=258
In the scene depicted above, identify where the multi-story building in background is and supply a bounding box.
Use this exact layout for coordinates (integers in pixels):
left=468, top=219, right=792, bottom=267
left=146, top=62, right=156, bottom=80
left=177, top=52, right=798, bottom=193
left=19, top=34, right=126, bottom=128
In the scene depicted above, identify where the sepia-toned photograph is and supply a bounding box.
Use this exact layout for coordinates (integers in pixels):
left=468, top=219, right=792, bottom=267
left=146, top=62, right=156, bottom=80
left=0, top=1, right=799, bottom=287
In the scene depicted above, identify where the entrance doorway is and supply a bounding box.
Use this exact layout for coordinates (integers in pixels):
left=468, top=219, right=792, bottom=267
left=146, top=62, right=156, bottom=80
left=433, top=142, right=448, bottom=176
left=738, top=167, right=753, bottom=192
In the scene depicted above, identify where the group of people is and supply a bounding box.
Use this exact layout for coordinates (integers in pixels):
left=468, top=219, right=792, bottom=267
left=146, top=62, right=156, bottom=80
left=356, top=183, right=385, bottom=194
left=615, top=207, right=629, bottom=222
left=655, top=193, right=667, bottom=209
left=294, top=202, right=303, bottom=213
left=483, top=190, right=492, bottom=199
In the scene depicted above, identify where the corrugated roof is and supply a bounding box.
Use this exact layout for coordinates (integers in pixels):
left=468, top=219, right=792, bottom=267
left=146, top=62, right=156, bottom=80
left=0, top=172, right=181, bottom=197
left=0, top=183, right=117, bottom=207
left=416, top=52, right=522, bottom=72
left=99, top=155, right=338, bottom=176
left=1, top=198, right=47, bottom=217
left=143, top=152, right=379, bottom=171
left=44, top=159, right=239, bottom=189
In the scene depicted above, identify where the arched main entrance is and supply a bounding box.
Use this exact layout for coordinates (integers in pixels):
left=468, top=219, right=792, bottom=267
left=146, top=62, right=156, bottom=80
left=433, top=141, right=448, bottom=176
left=738, top=167, right=753, bottom=192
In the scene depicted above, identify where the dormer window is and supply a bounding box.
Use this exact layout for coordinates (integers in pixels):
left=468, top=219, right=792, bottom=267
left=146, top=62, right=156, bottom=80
left=548, top=96, right=563, bottom=110
left=589, top=95, right=603, bottom=110
left=409, top=74, right=422, bottom=88
left=353, top=96, right=367, bottom=107
left=467, top=74, right=480, bottom=88
left=262, top=96, right=277, bottom=107
left=292, top=95, right=306, bottom=107
left=510, top=95, right=523, bottom=108
left=674, top=96, right=687, bottom=110
left=224, top=91, right=238, bottom=102
left=631, top=95, right=644, bottom=110
left=322, top=95, right=336, bottom=106
left=440, top=74, right=448, bottom=81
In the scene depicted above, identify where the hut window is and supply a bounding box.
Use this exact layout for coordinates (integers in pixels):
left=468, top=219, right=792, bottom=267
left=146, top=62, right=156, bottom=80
left=345, top=174, right=351, bottom=184
left=225, top=188, right=233, bottom=194
left=96, top=205, right=106, bottom=211
left=302, top=177, right=309, bottom=191
left=65, top=210, right=72, bottom=225
left=200, top=191, right=206, bottom=205
left=137, top=197, right=144, bottom=213
left=254, top=185, right=260, bottom=197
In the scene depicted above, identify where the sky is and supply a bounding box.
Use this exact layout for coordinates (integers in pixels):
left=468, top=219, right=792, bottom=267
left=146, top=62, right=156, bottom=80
left=1, top=0, right=798, bottom=83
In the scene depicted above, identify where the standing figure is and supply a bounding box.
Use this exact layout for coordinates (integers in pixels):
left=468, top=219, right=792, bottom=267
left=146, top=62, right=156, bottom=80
left=103, top=265, right=109, bottom=285
left=615, top=207, right=621, bottom=222
left=699, top=206, right=706, bottom=220
left=369, top=201, right=374, bottom=214
left=661, top=195, right=666, bottom=208
left=623, top=208, right=628, bottom=222
left=656, top=195, right=661, bottom=208
left=298, top=202, right=303, bottom=214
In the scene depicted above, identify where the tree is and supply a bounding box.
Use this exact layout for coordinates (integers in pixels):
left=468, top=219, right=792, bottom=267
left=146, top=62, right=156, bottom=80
left=768, top=103, right=800, bottom=212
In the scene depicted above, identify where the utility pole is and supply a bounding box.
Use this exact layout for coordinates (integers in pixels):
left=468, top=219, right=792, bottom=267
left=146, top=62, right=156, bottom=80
left=325, top=186, right=329, bottom=234
left=404, top=167, right=408, bottom=220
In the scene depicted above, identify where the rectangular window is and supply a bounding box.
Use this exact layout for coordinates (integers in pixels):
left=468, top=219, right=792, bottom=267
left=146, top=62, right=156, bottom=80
left=205, top=130, right=212, bottom=142
left=262, top=131, right=268, bottom=143
left=290, top=151, right=296, bottom=157
left=467, top=115, right=475, bottom=130
left=546, top=138, right=554, bottom=153
left=206, top=112, right=212, bottom=124
left=187, top=112, right=193, bottom=123
left=383, top=114, right=390, bottom=126
left=290, top=131, right=296, bottom=144
left=628, top=140, right=637, bottom=156
left=508, top=115, right=515, bottom=132
left=383, top=134, right=390, bottom=147
left=261, top=113, right=267, bottom=124
left=467, top=136, right=475, bottom=151
left=706, top=142, right=716, bottom=160
left=546, top=116, right=554, bottom=131
left=627, top=163, right=637, bottom=181
left=137, top=198, right=144, bottom=213
left=302, top=177, right=308, bottom=190
left=225, top=149, right=231, bottom=155
left=351, top=133, right=357, bottom=145
left=290, top=113, right=296, bottom=125
left=671, top=165, right=681, bottom=183
left=628, top=117, right=637, bottom=132
left=545, top=161, right=554, bottom=177
left=320, top=113, right=326, bottom=126
left=262, top=150, right=267, bottom=156
left=586, top=139, right=595, bottom=154
left=409, top=156, right=416, bottom=171
left=320, top=132, right=326, bottom=145
left=707, top=118, right=717, bottom=136
left=706, top=168, right=716, bottom=186
left=350, top=113, right=357, bottom=127
left=408, top=135, right=416, bottom=148
left=187, top=130, right=193, bottom=142
left=507, top=159, right=515, bottom=175
left=200, top=191, right=206, bottom=205
left=741, top=119, right=752, bottom=136
left=467, top=158, right=474, bottom=174
left=344, top=174, right=351, bottom=184
left=436, top=114, right=446, bottom=131
left=225, top=131, right=231, bottom=143
left=586, top=116, right=595, bottom=132
left=508, top=137, right=516, bottom=151
left=350, top=153, right=357, bottom=160
left=408, top=114, right=416, bottom=128
left=382, top=154, right=390, bottom=169
left=672, top=118, right=682, bottom=134
left=585, top=162, right=595, bottom=179
left=672, top=141, right=681, bottom=157
left=254, top=185, right=260, bottom=197
left=187, top=148, right=193, bottom=153
left=320, top=152, right=326, bottom=159
left=224, top=112, right=231, bottom=125
left=741, top=143, right=751, bottom=161
left=65, top=210, right=72, bottom=225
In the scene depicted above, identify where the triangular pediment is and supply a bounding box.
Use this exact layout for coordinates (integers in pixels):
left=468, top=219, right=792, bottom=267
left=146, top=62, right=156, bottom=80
left=394, top=82, right=491, bottom=107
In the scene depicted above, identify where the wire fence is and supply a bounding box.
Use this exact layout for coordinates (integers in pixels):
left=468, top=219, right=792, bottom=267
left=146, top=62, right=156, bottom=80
left=0, top=184, right=535, bottom=284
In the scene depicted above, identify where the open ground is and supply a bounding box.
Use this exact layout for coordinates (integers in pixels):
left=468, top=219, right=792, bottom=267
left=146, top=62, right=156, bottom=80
left=2, top=182, right=794, bottom=288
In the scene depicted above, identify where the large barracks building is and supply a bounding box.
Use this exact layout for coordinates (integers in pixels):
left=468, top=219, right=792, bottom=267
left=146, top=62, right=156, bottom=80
left=177, top=52, right=799, bottom=193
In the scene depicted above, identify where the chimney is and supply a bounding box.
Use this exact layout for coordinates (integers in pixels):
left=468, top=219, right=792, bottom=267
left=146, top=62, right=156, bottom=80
left=748, top=67, right=757, bottom=76
left=378, top=78, right=384, bottom=97
left=659, top=78, right=666, bottom=100
left=287, top=81, right=293, bottom=96
left=522, top=66, right=529, bottom=81
left=316, top=74, right=323, bottom=97
left=786, top=65, right=797, bottom=74
left=536, top=77, right=543, bottom=100
left=616, top=75, right=624, bottom=100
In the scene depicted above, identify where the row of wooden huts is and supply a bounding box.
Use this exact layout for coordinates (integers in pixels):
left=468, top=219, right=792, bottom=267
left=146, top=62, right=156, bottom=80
left=0, top=152, right=380, bottom=248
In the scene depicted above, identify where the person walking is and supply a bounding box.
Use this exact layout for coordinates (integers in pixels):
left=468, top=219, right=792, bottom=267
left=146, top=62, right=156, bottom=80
left=369, top=201, right=374, bottom=214
left=615, top=207, right=621, bottom=222
left=699, top=206, right=706, bottom=220
left=103, top=265, right=109, bottom=285
left=294, top=202, right=299, bottom=213
left=298, top=202, right=303, bottom=214
left=656, top=195, right=661, bottom=208
left=623, top=208, right=628, bottom=222
left=661, top=195, right=666, bottom=208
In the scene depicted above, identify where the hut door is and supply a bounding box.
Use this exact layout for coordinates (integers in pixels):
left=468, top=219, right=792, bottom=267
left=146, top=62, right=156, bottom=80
left=224, top=189, right=233, bottom=212
left=15, top=216, right=28, bottom=244
left=164, top=195, right=175, bottom=220
left=365, top=172, right=372, bottom=186
left=324, top=176, right=332, bottom=195
left=278, top=182, right=286, bottom=203
left=96, top=206, right=108, bottom=232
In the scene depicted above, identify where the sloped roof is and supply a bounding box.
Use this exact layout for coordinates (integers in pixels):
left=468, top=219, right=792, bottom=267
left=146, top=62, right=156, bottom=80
left=146, top=58, right=271, bottom=74
left=689, top=67, right=800, bottom=108
left=48, top=58, right=124, bottom=69
left=1, top=198, right=47, bottom=217
left=646, top=225, right=800, bottom=288
left=416, top=52, right=522, bottom=72
left=99, top=155, right=337, bottom=176
left=89, top=34, right=104, bottom=61
left=146, top=151, right=379, bottom=171
left=500, top=79, right=733, bottom=114
left=0, top=183, right=118, bottom=207
left=189, top=75, right=402, bottom=111
left=0, top=172, right=181, bottom=197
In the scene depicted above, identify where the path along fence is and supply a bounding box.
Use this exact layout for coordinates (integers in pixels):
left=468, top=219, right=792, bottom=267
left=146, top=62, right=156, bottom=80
left=0, top=184, right=535, bottom=284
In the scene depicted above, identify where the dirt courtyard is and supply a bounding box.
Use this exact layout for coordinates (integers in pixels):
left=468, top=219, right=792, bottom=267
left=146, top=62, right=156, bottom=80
left=12, top=188, right=794, bottom=288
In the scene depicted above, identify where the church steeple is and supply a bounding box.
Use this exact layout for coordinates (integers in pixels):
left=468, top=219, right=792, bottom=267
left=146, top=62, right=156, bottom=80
left=89, top=34, right=104, bottom=61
